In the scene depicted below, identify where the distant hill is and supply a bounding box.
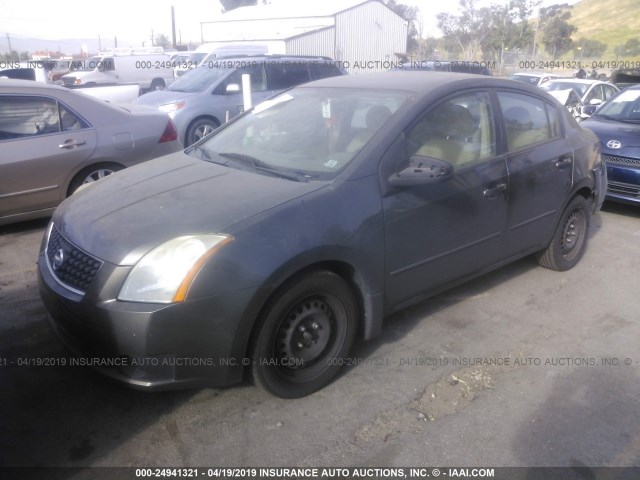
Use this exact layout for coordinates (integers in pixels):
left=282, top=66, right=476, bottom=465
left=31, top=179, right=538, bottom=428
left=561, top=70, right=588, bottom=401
left=570, top=0, right=640, bottom=59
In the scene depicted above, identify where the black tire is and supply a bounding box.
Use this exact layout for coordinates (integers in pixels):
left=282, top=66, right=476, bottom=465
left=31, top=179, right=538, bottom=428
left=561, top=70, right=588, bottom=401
left=185, top=118, right=219, bottom=146
left=149, top=79, right=165, bottom=91
left=250, top=270, right=358, bottom=398
left=537, top=195, right=591, bottom=271
left=68, top=163, right=124, bottom=196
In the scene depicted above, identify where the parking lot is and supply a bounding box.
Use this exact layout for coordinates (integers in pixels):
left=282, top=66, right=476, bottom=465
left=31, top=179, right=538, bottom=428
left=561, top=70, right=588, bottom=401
left=1, top=201, right=639, bottom=468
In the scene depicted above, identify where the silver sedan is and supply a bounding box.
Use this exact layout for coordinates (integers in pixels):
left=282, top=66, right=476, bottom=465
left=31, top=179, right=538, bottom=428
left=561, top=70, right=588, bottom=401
left=0, top=79, right=181, bottom=225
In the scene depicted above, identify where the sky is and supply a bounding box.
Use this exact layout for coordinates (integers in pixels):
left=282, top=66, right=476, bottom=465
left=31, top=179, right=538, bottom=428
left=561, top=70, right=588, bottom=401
left=0, top=0, right=580, bottom=52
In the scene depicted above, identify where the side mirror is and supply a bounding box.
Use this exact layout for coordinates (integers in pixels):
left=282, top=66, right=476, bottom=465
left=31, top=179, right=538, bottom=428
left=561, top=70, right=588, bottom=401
left=388, top=155, right=453, bottom=187
left=582, top=105, right=598, bottom=117
left=589, top=98, right=603, bottom=106
left=225, top=83, right=241, bottom=94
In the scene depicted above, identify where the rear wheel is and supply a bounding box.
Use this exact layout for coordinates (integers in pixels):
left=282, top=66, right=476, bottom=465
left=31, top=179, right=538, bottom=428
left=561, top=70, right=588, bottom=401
left=185, top=118, right=219, bottom=146
left=68, top=163, right=123, bottom=195
left=537, top=195, right=591, bottom=271
left=250, top=271, right=358, bottom=398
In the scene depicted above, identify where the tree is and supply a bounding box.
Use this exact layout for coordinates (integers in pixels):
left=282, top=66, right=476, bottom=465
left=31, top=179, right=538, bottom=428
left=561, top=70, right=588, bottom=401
left=623, top=38, right=640, bottom=56
left=385, top=0, right=421, bottom=54
left=154, top=34, right=172, bottom=48
left=480, top=0, right=538, bottom=63
left=538, top=3, right=576, bottom=59
left=436, top=0, right=493, bottom=60
left=219, top=0, right=274, bottom=12
left=573, top=38, right=607, bottom=59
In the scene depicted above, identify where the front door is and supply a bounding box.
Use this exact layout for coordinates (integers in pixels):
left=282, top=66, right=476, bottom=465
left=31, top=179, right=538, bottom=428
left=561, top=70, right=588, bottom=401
left=382, top=91, right=508, bottom=307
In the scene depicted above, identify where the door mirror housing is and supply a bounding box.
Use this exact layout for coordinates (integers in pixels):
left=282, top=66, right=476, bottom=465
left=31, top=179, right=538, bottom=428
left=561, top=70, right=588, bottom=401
left=388, top=155, right=453, bottom=187
left=225, top=83, right=241, bottom=94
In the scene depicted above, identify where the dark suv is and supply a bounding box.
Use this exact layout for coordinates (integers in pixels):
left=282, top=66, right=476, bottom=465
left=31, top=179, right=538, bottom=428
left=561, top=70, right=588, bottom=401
left=136, top=55, right=347, bottom=146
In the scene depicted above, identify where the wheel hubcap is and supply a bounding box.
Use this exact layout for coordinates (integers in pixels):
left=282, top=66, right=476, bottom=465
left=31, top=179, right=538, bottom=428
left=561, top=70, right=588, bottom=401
left=194, top=125, right=214, bottom=142
left=83, top=168, right=114, bottom=184
left=561, top=209, right=584, bottom=258
left=276, top=298, right=333, bottom=368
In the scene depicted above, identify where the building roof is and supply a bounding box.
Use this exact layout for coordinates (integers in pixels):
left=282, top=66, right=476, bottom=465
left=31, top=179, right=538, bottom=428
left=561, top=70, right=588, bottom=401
left=217, top=0, right=372, bottom=22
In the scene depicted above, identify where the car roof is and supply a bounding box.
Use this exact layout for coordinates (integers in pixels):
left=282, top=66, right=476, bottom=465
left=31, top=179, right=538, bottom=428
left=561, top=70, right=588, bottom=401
left=302, top=71, right=540, bottom=94
left=545, top=78, right=607, bottom=85
left=0, top=78, right=66, bottom=91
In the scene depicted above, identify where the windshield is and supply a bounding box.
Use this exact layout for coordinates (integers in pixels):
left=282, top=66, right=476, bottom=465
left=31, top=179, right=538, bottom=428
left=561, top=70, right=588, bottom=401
left=508, top=74, right=539, bottom=85
left=540, top=81, right=589, bottom=97
left=594, top=88, right=640, bottom=122
left=188, top=52, right=208, bottom=66
left=76, top=56, right=102, bottom=72
left=168, top=65, right=231, bottom=93
left=189, top=87, right=410, bottom=180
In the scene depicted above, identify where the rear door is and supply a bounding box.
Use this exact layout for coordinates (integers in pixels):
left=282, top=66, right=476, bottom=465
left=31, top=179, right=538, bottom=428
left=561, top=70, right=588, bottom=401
left=0, top=95, right=96, bottom=218
left=497, top=90, right=572, bottom=255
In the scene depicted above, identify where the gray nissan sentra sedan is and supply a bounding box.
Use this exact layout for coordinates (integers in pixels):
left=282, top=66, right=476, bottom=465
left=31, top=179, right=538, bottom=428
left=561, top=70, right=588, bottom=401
left=38, top=72, right=606, bottom=398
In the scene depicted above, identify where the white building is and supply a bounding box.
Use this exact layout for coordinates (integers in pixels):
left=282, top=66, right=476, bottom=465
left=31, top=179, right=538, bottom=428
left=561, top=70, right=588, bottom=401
left=200, top=0, right=408, bottom=72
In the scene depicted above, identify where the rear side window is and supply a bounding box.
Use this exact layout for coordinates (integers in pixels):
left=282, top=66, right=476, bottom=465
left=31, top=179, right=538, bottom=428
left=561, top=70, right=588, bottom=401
left=498, top=92, right=558, bottom=151
left=309, top=62, right=343, bottom=80
left=266, top=62, right=311, bottom=90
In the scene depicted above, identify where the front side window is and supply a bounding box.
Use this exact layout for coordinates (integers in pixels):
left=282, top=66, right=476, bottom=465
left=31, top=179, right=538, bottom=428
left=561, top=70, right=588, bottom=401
left=498, top=92, right=555, bottom=151
left=0, top=96, right=59, bottom=140
left=407, top=91, right=495, bottom=167
left=218, top=65, right=267, bottom=94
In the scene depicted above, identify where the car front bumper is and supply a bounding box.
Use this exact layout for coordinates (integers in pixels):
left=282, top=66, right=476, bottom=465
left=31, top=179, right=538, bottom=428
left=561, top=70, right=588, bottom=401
left=37, top=247, right=259, bottom=391
left=606, top=160, right=640, bottom=205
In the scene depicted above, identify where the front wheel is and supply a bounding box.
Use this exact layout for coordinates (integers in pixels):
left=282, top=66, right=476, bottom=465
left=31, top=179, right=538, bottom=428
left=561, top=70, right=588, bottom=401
left=185, top=118, right=219, bottom=146
left=537, top=195, right=591, bottom=271
left=250, top=271, right=358, bottom=398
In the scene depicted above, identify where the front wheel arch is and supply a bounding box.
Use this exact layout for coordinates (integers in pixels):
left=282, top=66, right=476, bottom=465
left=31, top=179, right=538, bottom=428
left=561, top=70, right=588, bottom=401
left=248, top=269, right=360, bottom=398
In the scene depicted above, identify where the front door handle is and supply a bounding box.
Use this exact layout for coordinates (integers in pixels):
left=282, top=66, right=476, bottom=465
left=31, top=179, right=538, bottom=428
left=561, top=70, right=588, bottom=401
left=59, top=140, right=86, bottom=149
left=483, top=183, right=507, bottom=198
left=555, top=156, right=573, bottom=168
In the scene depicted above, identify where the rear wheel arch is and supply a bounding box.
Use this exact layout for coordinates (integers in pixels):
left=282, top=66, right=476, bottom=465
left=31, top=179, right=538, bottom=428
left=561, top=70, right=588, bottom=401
left=66, top=161, right=125, bottom=196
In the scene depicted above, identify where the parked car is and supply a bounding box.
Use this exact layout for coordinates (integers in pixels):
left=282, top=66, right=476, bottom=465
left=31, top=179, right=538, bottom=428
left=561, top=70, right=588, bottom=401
left=396, top=60, right=492, bottom=76
left=582, top=85, right=640, bottom=205
left=38, top=72, right=605, bottom=398
left=0, top=62, right=50, bottom=83
left=540, top=78, right=619, bottom=121
left=135, top=55, right=346, bottom=146
left=61, top=48, right=174, bottom=91
left=0, top=79, right=181, bottom=225
left=174, top=43, right=270, bottom=77
left=507, top=72, right=560, bottom=86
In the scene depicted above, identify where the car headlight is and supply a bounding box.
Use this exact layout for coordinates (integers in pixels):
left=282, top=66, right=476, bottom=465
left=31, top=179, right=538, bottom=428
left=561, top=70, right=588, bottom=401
left=158, top=101, right=185, bottom=113
left=118, top=234, right=232, bottom=303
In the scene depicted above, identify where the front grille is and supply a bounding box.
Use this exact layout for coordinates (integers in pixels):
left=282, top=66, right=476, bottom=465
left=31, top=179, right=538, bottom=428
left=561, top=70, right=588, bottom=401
left=62, top=77, right=76, bottom=86
left=608, top=181, right=640, bottom=199
left=46, top=226, right=102, bottom=294
left=603, top=154, right=640, bottom=167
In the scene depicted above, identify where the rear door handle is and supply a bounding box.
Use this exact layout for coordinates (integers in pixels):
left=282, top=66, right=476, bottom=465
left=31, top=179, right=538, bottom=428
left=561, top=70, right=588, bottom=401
left=483, top=183, right=507, bottom=198
left=59, top=140, right=86, bottom=149
left=555, top=156, right=573, bottom=168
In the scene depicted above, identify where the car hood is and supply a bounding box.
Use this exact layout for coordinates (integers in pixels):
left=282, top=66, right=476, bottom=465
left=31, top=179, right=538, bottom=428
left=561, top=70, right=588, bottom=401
left=134, top=89, right=194, bottom=107
left=582, top=117, right=640, bottom=155
left=547, top=89, right=582, bottom=106
left=53, top=152, right=326, bottom=265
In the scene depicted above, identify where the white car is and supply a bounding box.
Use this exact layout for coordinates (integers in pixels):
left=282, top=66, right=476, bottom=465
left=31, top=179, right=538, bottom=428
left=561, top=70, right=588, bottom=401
left=508, top=72, right=560, bottom=86
left=540, top=78, right=619, bottom=106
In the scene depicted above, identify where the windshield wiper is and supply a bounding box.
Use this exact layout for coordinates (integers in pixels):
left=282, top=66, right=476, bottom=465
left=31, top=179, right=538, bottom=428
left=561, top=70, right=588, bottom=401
left=217, top=152, right=307, bottom=182
left=593, top=114, right=619, bottom=121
